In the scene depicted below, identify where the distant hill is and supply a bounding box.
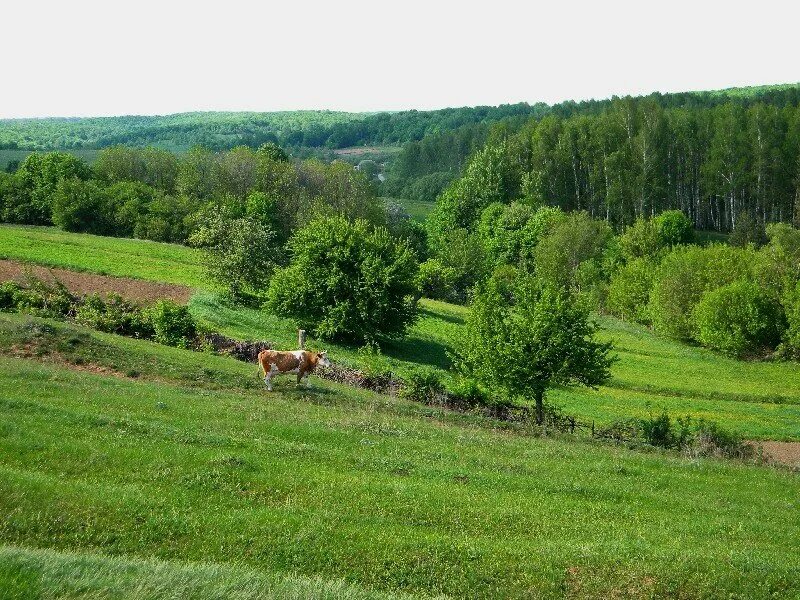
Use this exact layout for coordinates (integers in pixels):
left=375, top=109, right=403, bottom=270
left=0, top=104, right=545, bottom=152
left=3, top=83, right=796, bottom=153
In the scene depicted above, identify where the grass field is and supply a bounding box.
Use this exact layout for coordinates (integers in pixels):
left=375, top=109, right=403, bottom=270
left=189, top=292, right=800, bottom=440
left=0, top=224, right=798, bottom=441
left=384, top=197, right=437, bottom=222
left=0, top=312, right=798, bottom=599
left=0, top=225, right=206, bottom=288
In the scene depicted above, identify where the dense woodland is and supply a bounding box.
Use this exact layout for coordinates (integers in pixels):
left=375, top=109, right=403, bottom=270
left=0, top=104, right=543, bottom=152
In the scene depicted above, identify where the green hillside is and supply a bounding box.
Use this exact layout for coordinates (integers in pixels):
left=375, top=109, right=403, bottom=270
left=0, top=312, right=797, bottom=599
left=0, top=225, right=798, bottom=441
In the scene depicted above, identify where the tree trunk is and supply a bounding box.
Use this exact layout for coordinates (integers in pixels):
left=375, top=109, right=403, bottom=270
left=535, top=390, right=544, bottom=426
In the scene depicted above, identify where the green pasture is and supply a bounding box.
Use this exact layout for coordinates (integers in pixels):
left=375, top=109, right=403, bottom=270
left=0, top=225, right=206, bottom=288
left=0, top=313, right=797, bottom=599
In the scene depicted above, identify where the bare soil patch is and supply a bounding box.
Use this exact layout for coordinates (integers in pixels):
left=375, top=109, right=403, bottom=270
left=754, top=441, right=800, bottom=468
left=0, top=259, right=192, bottom=304
left=332, top=146, right=399, bottom=157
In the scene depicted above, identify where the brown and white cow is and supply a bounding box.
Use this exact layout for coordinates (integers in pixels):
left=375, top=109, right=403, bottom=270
left=258, top=349, right=331, bottom=391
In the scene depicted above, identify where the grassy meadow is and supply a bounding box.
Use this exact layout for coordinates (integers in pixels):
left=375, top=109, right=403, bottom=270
left=384, top=197, right=437, bottom=222
left=0, top=312, right=798, bottom=598
left=0, top=225, right=206, bottom=287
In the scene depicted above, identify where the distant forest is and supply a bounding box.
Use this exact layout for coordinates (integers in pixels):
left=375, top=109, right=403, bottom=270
left=0, top=104, right=544, bottom=151
left=3, top=83, right=800, bottom=231
left=383, top=84, right=800, bottom=205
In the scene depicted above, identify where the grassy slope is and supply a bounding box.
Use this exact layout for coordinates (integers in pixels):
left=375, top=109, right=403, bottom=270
left=0, top=225, right=206, bottom=288
left=0, top=545, right=415, bottom=600
left=0, top=313, right=798, bottom=599
left=383, top=197, right=437, bottom=222
left=189, top=293, right=800, bottom=440
left=1, top=225, right=798, bottom=440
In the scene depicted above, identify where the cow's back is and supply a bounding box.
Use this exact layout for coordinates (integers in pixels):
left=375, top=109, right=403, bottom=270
left=259, top=349, right=303, bottom=373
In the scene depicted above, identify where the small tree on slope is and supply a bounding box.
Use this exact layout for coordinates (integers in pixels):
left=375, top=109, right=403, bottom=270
left=454, top=268, right=615, bottom=424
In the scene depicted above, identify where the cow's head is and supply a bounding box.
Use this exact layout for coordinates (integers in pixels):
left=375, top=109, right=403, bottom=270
left=316, top=351, right=331, bottom=368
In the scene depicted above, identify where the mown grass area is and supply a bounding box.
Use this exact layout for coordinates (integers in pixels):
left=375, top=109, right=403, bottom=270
left=0, top=225, right=206, bottom=288
left=0, top=313, right=798, bottom=599
left=0, top=545, right=414, bottom=600
left=383, top=197, right=437, bottom=222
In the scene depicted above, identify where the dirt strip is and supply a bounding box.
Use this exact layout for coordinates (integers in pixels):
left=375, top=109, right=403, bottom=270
left=754, top=441, right=800, bottom=468
left=0, top=259, right=193, bottom=304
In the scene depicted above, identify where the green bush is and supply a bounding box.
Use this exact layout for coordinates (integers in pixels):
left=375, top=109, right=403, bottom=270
left=533, top=211, right=613, bottom=290
left=52, top=178, right=118, bottom=235
left=402, top=368, right=445, bottom=405
left=267, top=216, right=418, bottom=342
left=650, top=244, right=755, bottom=340
left=75, top=294, right=153, bottom=338
left=146, top=300, right=198, bottom=348
left=0, top=281, right=22, bottom=311
left=447, top=377, right=491, bottom=410
left=730, top=212, right=767, bottom=248
left=693, top=280, right=785, bottom=357
left=619, top=217, right=662, bottom=260
left=780, top=281, right=800, bottom=359
left=654, top=210, right=694, bottom=246
left=428, top=228, right=489, bottom=303
left=189, top=214, right=276, bottom=303
left=7, top=276, right=76, bottom=319
left=606, top=258, right=656, bottom=325
left=415, top=258, right=458, bottom=301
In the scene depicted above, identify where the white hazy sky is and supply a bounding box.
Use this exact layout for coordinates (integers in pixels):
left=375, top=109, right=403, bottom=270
left=2, top=0, right=798, bottom=118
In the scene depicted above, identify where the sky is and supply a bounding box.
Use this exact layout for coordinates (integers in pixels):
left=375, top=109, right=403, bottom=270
left=3, top=0, right=799, bottom=118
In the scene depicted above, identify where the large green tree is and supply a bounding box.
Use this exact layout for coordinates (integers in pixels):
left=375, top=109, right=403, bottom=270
left=266, top=216, right=418, bottom=341
left=454, top=268, right=614, bottom=424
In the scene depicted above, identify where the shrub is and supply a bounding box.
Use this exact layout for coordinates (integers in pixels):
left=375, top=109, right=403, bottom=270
left=730, top=212, right=768, bottom=248
left=416, top=259, right=458, bottom=301
left=447, top=377, right=491, bottom=410
left=402, top=368, right=445, bottom=405
left=619, top=217, right=662, bottom=260
left=654, top=210, right=694, bottom=246
left=75, top=294, right=153, bottom=338
left=8, top=276, right=76, bottom=319
left=429, top=228, right=489, bottom=303
left=780, top=281, right=800, bottom=359
left=0, top=282, right=22, bottom=311
left=533, top=211, right=613, bottom=290
left=52, top=178, right=116, bottom=235
left=693, top=280, right=785, bottom=357
left=650, top=244, right=755, bottom=340
left=146, top=300, right=197, bottom=348
left=267, top=216, right=418, bottom=342
left=641, top=410, right=674, bottom=448
left=454, top=268, right=614, bottom=424
left=606, top=258, right=656, bottom=325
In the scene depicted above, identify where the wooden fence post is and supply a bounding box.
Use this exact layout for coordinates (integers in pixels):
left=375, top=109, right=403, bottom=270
left=298, top=329, right=306, bottom=349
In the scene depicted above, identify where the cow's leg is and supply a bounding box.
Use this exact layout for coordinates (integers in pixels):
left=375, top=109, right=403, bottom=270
left=265, top=363, right=278, bottom=391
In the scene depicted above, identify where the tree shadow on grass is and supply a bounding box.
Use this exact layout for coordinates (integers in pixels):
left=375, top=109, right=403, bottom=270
left=380, top=335, right=452, bottom=371
left=418, top=307, right=465, bottom=325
